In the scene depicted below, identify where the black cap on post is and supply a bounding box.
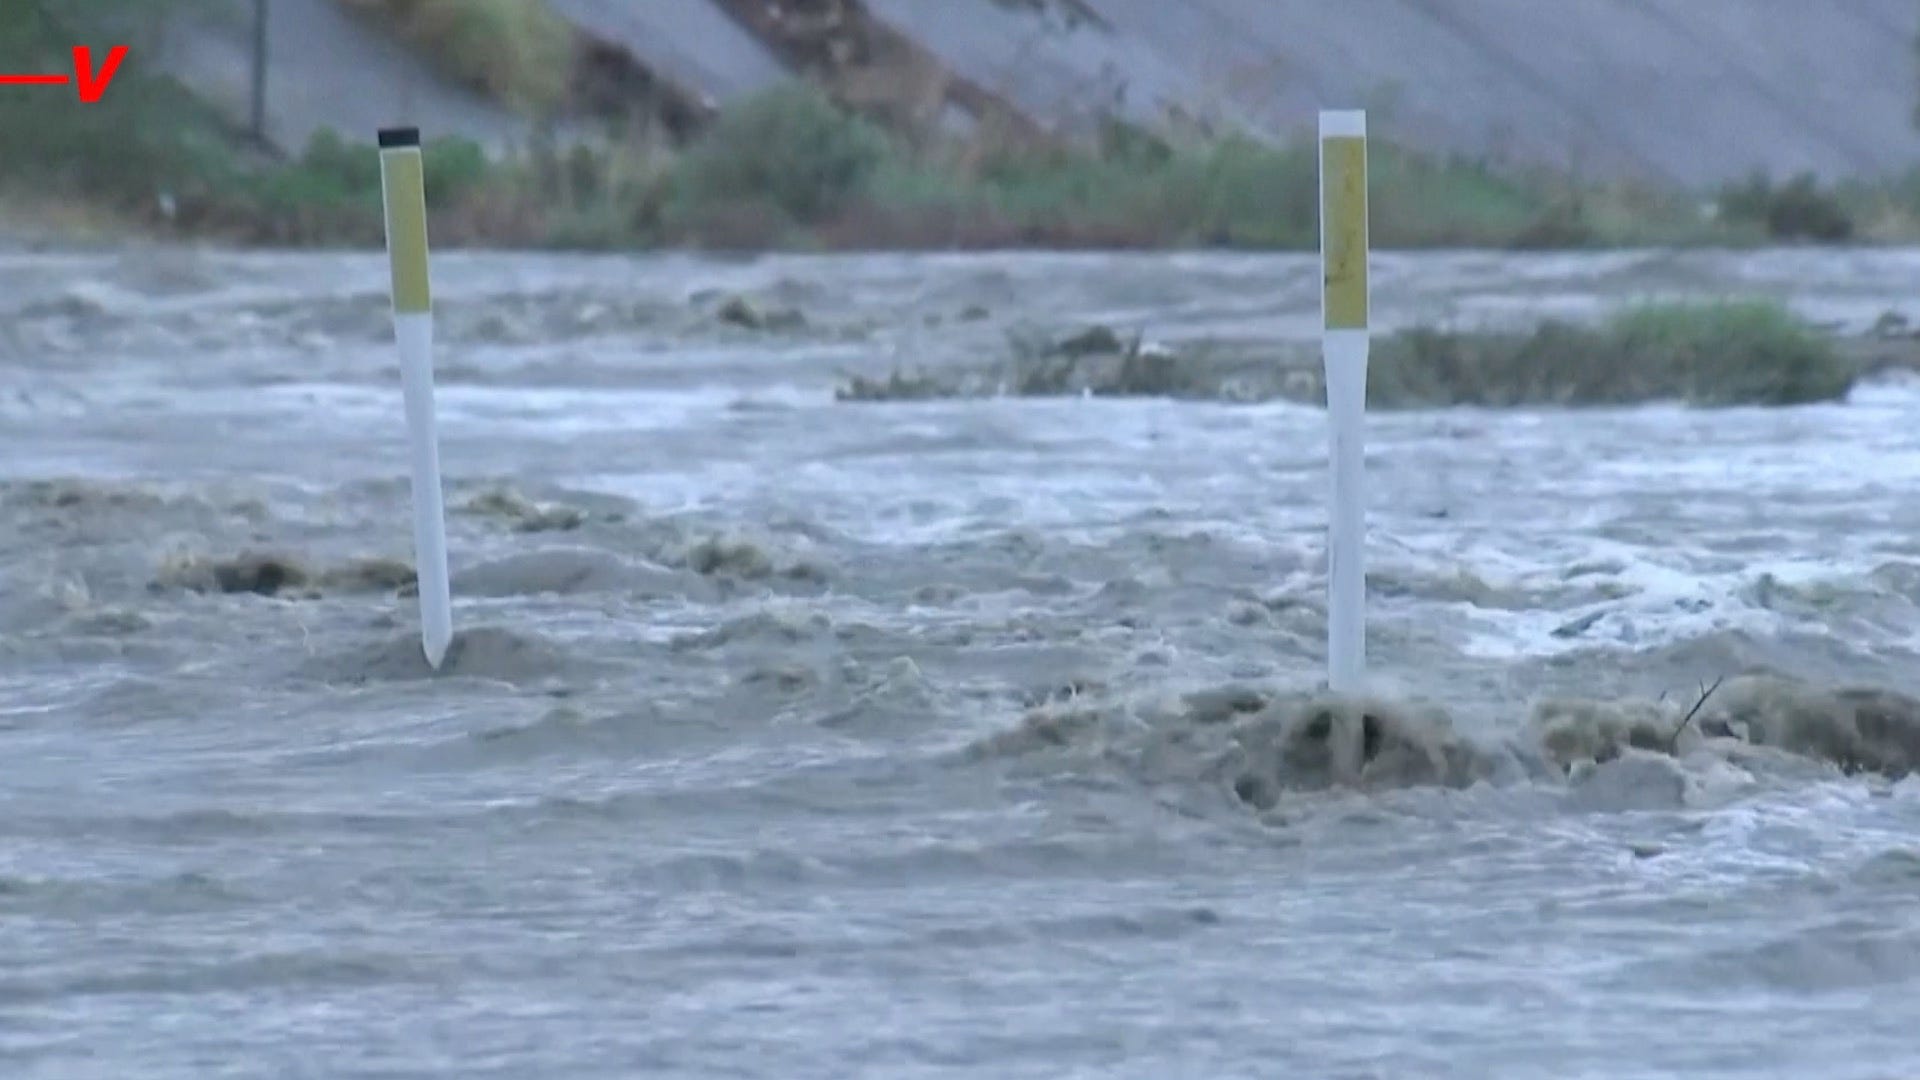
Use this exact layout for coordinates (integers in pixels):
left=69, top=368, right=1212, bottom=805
left=377, top=126, right=421, bottom=149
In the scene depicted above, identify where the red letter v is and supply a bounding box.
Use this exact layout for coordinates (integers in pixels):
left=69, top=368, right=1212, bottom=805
left=72, top=46, right=129, bottom=104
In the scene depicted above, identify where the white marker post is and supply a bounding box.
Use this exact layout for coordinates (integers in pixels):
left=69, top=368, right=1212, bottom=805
left=377, top=126, right=452, bottom=669
left=1319, top=110, right=1369, bottom=694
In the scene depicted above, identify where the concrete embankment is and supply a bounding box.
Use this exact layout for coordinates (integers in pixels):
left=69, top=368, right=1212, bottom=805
left=125, top=0, right=1920, bottom=185
left=870, top=0, right=1920, bottom=185
left=138, top=0, right=532, bottom=154
left=544, top=0, right=788, bottom=108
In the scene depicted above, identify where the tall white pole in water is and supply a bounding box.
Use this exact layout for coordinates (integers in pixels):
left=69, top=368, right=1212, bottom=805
left=1319, top=110, right=1370, bottom=694
left=377, top=126, right=452, bottom=669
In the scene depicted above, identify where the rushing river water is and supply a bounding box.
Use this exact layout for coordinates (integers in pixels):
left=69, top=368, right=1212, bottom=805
left=3, top=246, right=1920, bottom=1079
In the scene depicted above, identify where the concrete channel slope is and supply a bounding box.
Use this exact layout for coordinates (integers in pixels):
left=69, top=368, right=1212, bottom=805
left=146, top=0, right=1920, bottom=186
left=141, top=0, right=534, bottom=155
left=860, top=0, right=1263, bottom=138
left=545, top=0, right=790, bottom=109
left=871, top=0, right=1920, bottom=185
left=139, top=0, right=793, bottom=154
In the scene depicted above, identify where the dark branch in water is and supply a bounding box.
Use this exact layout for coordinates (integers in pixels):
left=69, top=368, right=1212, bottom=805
left=1668, top=675, right=1725, bottom=753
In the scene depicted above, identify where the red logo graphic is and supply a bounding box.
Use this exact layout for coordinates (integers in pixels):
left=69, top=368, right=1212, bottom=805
left=0, top=46, right=129, bottom=103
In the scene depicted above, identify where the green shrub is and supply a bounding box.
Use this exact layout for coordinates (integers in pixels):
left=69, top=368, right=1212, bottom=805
left=1367, top=147, right=1541, bottom=247
left=240, top=129, right=483, bottom=202
left=862, top=132, right=1568, bottom=250
left=1606, top=300, right=1852, bottom=405
left=1157, top=136, right=1318, bottom=247
left=0, top=1, right=241, bottom=205
left=1371, top=300, right=1851, bottom=408
left=1717, top=172, right=1854, bottom=242
left=293, top=129, right=380, bottom=198
left=422, top=136, right=491, bottom=204
left=665, top=85, right=894, bottom=226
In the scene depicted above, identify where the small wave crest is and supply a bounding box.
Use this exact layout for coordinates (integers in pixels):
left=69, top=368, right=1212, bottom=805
left=452, top=548, right=702, bottom=599
left=296, top=625, right=583, bottom=685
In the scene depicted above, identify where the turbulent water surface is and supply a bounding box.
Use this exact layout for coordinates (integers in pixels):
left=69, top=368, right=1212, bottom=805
left=4, top=247, right=1920, bottom=1079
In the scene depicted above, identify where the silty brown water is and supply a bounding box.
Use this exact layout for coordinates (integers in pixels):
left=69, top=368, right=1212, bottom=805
left=3, top=246, right=1920, bottom=1079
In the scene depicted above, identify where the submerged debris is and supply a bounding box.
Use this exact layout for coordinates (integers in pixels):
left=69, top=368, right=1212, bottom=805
left=1052, top=324, right=1126, bottom=357
left=714, top=293, right=807, bottom=331
left=1535, top=675, right=1920, bottom=780
left=835, top=368, right=953, bottom=402
left=1221, top=696, right=1508, bottom=805
left=1870, top=310, right=1916, bottom=340
left=665, top=530, right=830, bottom=585
left=1532, top=697, right=1685, bottom=769
left=1709, top=677, right=1920, bottom=778
left=461, top=489, right=585, bottom=533
left=964, top=670, right=1920, bottom=817
left=1666, top=676, right=1726, bottom=752
left=836, top=323, right=1290, bottom=403
left=152, top=552, right=413, bottom=598
left=683, top=533, right=775, bottom=579
left=154, top=551, right=306, bottom=596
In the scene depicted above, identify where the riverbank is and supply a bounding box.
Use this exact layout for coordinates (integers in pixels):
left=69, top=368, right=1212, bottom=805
left=0, top=0, right=1911, bottom=256
left=7, top=85, right=1914, bottom=253
left=9, top=0, right=1920, bottom=252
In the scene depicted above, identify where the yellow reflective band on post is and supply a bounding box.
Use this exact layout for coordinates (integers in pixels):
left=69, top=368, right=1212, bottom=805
left=1320, top=135, right=1368, bottom=331
left=380, top=147, right=432, bottom=315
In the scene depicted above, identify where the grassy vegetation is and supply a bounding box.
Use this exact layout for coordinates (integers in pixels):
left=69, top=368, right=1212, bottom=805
left=1369, top=301, right=1853, bottom=408
left=563, top=90, right=1900, bottom=251
left=604, top=88, right=1733, bottom=250
left=0, top=0, right=1909, bottom=253
left=0, top=0, right=528, bottom=244
left=659, top=86, right=892, bottom=243
left=0, top=0, right=236, bottom=220
left=835, top=300, right=1856, bottom=410
left=1717, top=172, right=1854, bottom=242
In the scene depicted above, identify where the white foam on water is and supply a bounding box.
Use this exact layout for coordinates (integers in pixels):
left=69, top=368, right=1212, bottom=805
left=433, top=385, right=740, bottom=435
left=1625, top=781, right=1911, bottom=891
left=234, top=383, right=749, bottom=441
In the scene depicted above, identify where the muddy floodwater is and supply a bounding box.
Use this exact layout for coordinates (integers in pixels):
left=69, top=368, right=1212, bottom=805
left=4, top=246, right=1920, bottom=1079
